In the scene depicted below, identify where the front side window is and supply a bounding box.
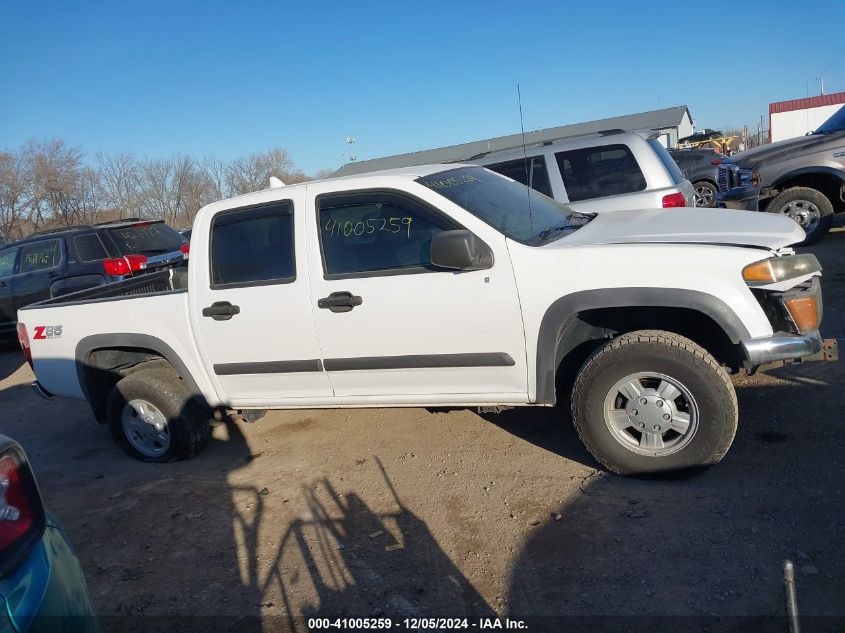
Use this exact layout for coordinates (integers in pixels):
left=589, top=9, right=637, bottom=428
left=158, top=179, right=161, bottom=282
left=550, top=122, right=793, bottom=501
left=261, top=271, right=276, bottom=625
left=19, top=240, right=60, bottom=273
left=318, top=193, right=454, bottom=276
left=210, top=202, right=294, bottom=287
left=486, top=157, right=553, bottom=198
left=555, top=143, right=647, bottom=201
left=0, top=247, right=19, bottom=277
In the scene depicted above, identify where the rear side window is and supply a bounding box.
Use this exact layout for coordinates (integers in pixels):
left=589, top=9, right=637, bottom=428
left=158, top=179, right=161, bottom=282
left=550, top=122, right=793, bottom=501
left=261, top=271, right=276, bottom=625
left=210, top=202, right=294, bottom=287
left=0, top=247, right=19, bottom=277
left=555, top=143, right=647, bottom=201
left=318, top=192, right=454, bottom=277
left=74, top=233, right=108, bottom=262
left=668, top=151, right=693, bottom=169
left=19, top=240, right=60, bottom=273
left=486, top=157, right=553, bottom=198
left=648, top=139, right=686, bottom=185
left=107, top=222, right=185, bottom=256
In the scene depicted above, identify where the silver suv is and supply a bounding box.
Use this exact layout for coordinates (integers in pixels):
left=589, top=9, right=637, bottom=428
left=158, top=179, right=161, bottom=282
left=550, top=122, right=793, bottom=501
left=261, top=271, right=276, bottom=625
left=474, top=130, right=696, bottom=212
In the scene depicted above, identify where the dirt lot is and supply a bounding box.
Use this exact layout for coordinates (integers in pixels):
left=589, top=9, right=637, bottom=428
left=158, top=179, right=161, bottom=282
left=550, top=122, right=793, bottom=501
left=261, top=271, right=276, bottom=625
left=2, top=222, right=844, bottom=632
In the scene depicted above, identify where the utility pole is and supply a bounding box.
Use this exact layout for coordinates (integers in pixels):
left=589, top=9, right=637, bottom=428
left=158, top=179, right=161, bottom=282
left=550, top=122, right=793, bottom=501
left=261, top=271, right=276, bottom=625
left=818, top=76, right=825, bottom=96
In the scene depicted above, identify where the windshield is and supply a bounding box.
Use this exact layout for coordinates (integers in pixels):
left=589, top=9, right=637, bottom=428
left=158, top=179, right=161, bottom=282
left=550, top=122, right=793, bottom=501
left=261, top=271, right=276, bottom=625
left=108, top=222, right=186, bottom=255
left=814, top=104, right=845, bottom=134
left=416, top=166, right=592, bottom=245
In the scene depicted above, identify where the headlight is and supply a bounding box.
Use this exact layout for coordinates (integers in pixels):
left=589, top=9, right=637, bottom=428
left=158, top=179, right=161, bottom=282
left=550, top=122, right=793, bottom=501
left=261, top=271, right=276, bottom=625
left=738, top=169, right=761, bottom=187
left=742, top=254, right=822, bottom=285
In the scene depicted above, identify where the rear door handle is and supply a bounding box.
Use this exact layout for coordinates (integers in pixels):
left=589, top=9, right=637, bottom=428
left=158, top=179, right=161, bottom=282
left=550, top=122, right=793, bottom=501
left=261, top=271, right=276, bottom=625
left=318, top=291, right=362, bottom=313
left=202, top=301, right=240, bottom=321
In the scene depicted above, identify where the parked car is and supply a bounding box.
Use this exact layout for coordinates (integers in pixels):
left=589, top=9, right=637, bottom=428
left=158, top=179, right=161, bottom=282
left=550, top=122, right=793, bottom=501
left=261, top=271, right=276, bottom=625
left=18, top=164, right=830, bottom=476
left=473, top=130, right=696, bottom=213
left=669, top=148, right=724, bottom=208
left=0, top=219, right=189, bottom=338
left=179, top=228, right=192, bottom=241
left=0, top=434, right=98, bottom=632
left=717, top=104, right=845, bottom=244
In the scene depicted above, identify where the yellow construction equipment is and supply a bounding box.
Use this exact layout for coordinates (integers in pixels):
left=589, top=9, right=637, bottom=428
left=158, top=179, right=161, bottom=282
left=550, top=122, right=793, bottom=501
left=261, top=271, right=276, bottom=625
left=679, top=135, right=739, bottom=154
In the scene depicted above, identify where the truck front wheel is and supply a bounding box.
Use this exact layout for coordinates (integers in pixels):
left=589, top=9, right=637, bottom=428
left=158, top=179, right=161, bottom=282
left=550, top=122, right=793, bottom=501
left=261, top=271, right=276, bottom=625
left=106, top=367, right=211, bottom=462
left=765, top=186, right=833, bottom=245
left=571, top=330, right=737, bottom=477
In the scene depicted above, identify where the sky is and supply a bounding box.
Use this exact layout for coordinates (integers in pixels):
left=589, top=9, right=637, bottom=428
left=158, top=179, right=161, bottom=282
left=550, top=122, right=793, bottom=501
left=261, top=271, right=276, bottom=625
left=1, top=0, right=843, bottom=174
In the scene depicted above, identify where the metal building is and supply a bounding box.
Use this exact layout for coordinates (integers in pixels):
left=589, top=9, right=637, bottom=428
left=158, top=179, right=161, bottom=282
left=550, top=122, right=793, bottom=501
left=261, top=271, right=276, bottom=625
left=769, top=92, right=845, bottom=142
left=334, top=106, right=694, bottom=176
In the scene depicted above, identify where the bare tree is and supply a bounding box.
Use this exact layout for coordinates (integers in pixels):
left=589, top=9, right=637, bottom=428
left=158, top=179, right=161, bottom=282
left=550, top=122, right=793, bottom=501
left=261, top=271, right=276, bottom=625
left=199, top=155, right=228, bottom=200
left=225, top=148, right=305, bottom=195
left=96, top=151, right=141, bottom=220
left=3, top=139, right=311, bottom=240
left=138, top=155, right=216, bottom=228
left=74, top=167, right=102, bottom=225
left=181, top=164, right=218, bottom=227
left=310, top=168, right=337, bottom=181
left=19, top=138, right=99, bottom=228
left=0, top=150, right=28, bottom=242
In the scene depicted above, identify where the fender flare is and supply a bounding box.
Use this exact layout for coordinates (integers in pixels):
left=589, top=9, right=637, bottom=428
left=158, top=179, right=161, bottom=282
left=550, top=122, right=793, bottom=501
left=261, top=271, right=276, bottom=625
left=534, top=288, right=750, bottom=405
left=75, top=333, right=202, bottom=401
left=770, top=166, right=845, bottom=191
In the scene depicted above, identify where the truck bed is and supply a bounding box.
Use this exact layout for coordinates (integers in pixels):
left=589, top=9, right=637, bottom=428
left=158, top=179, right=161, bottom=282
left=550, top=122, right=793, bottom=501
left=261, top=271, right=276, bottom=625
left=19, top=266, right=208, bottom=403
left=28, top=268, right=189, bottom=309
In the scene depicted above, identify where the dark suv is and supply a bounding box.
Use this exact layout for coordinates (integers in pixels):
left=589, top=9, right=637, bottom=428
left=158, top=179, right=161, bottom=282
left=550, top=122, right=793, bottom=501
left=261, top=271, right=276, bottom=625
left=0, top=219, right=188, bottom=336
left=669, top=148, right=724, bottom=207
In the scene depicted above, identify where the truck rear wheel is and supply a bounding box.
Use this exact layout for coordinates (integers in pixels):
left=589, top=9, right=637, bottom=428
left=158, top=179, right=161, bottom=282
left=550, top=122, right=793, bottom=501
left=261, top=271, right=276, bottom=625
left=106, top=367, right=211, bottom=462
left=766, top=187, right=833, bottom=245
left=571, top=330, right=737, bottom=477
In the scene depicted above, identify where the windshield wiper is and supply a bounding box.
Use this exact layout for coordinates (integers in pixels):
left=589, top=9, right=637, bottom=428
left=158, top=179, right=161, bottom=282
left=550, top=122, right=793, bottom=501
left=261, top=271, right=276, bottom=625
left=535, top=223, right=572, bottom=244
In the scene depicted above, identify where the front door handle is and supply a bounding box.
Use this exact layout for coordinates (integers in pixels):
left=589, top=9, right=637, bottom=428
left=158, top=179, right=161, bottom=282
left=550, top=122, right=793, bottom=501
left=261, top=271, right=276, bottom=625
left=317, top=291, right=362, bottom=313
left=202, top=301, right=241, bottom=321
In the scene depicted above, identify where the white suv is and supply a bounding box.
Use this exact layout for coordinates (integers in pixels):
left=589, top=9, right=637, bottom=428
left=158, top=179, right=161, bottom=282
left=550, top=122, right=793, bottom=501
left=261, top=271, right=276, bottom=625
left=474, top=130, right=696, bottom=212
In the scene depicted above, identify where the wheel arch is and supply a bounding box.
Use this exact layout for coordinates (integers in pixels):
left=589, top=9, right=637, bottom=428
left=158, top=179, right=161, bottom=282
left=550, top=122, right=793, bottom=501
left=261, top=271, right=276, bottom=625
left=768, top=167, right=845, bottom=212
left=75, top=333, right=203, bottom=423
left=535, top=289, right=750, bottom=405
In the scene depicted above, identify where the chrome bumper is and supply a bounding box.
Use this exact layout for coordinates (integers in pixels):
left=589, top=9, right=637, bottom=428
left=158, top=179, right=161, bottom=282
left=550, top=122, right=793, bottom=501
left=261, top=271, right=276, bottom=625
left=742, top=330, right=823, bottom=366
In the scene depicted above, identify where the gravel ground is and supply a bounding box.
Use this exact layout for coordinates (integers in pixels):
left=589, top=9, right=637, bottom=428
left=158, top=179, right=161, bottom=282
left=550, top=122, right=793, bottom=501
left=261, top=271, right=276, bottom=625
left=1, top=221, right=843, bottom=632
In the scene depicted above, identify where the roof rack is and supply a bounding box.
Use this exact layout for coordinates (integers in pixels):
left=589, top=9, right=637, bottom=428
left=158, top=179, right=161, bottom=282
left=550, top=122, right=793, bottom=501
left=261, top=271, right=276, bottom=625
left=463, top=128, right=632, bottom=162
left=92, top=217, right=150, bottom=226
left=29, top=224, right=94, bottom=237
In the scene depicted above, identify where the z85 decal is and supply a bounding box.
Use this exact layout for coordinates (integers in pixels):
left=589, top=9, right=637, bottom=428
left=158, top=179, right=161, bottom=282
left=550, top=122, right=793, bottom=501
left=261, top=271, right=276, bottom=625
left=33, top=325, right=62, bottom=339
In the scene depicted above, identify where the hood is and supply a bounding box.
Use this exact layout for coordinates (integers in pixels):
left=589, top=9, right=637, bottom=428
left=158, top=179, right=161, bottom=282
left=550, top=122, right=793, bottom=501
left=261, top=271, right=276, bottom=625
left=730, top=131, right=845, bottom=168
left=553, top=207, right=804, bottom=250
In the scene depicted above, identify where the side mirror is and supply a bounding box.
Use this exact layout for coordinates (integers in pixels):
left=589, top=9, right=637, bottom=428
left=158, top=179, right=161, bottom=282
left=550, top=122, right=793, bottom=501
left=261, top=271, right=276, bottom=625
left=430, top=230, right=493, bottom=271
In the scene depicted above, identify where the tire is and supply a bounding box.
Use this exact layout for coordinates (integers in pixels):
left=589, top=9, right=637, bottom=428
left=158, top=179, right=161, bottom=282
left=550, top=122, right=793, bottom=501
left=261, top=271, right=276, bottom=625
left=106, top=367, right=211, bottom=462
left=571, top=330, right=737, bottom=477
left=765, top=187, right=834, bottom=245
left=693, top=180, right=717, bottom=208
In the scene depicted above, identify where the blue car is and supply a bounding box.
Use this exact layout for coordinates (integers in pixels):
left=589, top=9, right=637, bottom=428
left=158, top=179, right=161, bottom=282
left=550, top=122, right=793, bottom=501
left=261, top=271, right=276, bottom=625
left=0, top=435, right=97, bottom=632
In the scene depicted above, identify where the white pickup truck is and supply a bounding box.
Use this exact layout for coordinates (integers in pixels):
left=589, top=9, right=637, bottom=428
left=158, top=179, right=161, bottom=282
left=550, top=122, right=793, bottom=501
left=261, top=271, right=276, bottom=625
left=16, top=165, right=830, bottom=475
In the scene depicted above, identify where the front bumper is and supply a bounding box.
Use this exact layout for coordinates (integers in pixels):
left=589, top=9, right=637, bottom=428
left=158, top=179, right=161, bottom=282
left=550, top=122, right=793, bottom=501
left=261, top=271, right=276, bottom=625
left=742, top=329, right=824, bottom=366
left=717, top=185, right=760, bottom=210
